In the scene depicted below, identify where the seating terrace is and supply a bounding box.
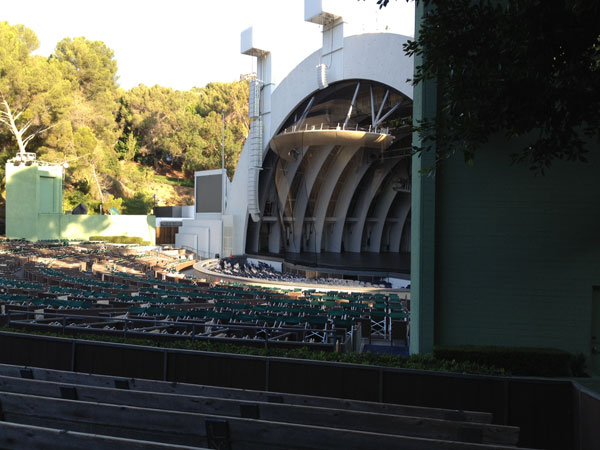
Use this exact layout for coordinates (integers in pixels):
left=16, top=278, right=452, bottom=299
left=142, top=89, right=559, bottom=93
left=0, top=239, right=409, bottom=350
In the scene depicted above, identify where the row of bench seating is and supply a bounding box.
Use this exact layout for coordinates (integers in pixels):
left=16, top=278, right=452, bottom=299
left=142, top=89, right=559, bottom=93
left=0, top=362, right=529, bottom=450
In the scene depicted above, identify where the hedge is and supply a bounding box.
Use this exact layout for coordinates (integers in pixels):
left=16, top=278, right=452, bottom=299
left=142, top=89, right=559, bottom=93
left=0, top=327, right=587, bottom=377
left=0, top=326, right=507, bottom=376
left=88, top=236, right=150, bottom=246
left=434, top=345, right=587, bottom=377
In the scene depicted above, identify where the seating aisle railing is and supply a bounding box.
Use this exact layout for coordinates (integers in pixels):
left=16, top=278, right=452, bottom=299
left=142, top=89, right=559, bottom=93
left=5, top=308, right=341, bottom=348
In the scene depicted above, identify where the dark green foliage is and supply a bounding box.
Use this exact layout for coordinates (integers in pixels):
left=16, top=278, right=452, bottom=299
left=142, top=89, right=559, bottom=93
left=52, top=37, right=118, bottom=98
left=400, top=0, right=600, bottom=172
left=114, top=97, right=136, bottom=161
left=5, top=327, right=587, bottom=377
left=63, top=189, right=99, bottom=213
left=434, top=345, right=588, bottom=377
left=88, top=236, right=150, bottom=245
left=121, top=192, right=153, bottom=215
left=8, top=326, right=584, bottom=377
left=1, top=325, right=503, bottom=374
left=123, top=81, right=248, bottom=179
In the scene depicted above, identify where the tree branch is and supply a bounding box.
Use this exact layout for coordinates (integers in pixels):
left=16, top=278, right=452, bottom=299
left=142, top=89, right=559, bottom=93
left=13, top=108, right=27, bottom=121
left=21, top=123, right=57, bottom=149
left=13, top=100, right=31, bottom=121
left=19, top=118, right=35, bottom=136
left=37, top=123, right=57, bottom=134
left=21, top=135, right=36, bottom=150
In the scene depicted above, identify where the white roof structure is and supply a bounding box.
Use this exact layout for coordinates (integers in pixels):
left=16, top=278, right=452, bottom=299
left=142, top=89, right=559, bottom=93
left=177, top=0, right=414, bottom=278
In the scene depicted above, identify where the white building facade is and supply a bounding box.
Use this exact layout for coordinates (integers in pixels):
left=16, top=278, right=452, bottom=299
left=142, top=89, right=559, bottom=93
left=177, top=0, right=414, bottom=275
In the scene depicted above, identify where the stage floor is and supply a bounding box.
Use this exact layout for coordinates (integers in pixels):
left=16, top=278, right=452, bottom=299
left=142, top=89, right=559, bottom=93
left=248, top=251, right=410, bottom=277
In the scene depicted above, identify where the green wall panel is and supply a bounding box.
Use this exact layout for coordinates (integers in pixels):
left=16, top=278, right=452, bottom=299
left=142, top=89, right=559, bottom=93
left=61, top=215, right=156, bottom=244
left=6, top=163, right=40, bottom=240
left=409, top=1, right=437, bottom=355
left=38, top=177, right=56, bottom=213
left=434, top=140, right=600, bottom=356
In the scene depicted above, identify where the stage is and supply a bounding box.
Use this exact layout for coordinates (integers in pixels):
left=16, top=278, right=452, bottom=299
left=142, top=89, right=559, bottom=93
left=247, top=251, right=410, bottom=279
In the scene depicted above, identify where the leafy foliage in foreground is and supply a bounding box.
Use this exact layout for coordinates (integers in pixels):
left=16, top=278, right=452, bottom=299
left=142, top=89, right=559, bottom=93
left=401, top=0, right=600, bottom=172
left=434, top=345, right=588, bottom=377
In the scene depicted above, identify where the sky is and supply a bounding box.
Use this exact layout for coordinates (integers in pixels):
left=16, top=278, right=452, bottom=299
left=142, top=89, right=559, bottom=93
left=2, top=0, right=415, bottom=91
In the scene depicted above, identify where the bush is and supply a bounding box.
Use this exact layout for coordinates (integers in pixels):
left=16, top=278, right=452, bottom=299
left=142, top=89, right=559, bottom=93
left=433, top=345, right=586, bottom=377
left=0, top=326, right=507, bottom=376
left=101, top=195, right=123, bottom=214
left=0, top=327, right=586, bottom=377
left=122, top=191, right=153, bottom=215
left=63, top=189, right=101, bottom=215
left=88, top=236, right=150, bottom=246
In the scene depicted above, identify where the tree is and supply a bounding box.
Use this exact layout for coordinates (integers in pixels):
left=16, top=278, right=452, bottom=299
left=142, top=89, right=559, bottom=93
left=192, top=81, right=249, bottom=176
left=0, top=22, right=70, bottom=157
left=123, top=85, right=195, bottom=165
left=122, top=191, right=153, bottom=215
left=194, top=81, right=250, bottom=135
left=124, top=81, right=249, bottom=176
left=0, top=91, right=47, bottom=155
left=52, top=37, right=118, bottom=99
left=394, top=0, right=600, bottom=171
left=51, top=37, right=121, bottom=150
left=0, top=20, right=249, bottom=213
left=114, top=97, right=136, bottom=160
left=40, top=37, right=122, bottom=208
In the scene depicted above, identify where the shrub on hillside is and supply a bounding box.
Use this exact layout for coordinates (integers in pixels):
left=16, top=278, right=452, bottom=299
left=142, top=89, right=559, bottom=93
left=122, top=191, right=153, bottom=214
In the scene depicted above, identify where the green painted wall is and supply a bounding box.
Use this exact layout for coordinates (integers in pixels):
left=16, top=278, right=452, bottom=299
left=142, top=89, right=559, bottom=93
left=434, top=140, right=600, bottom=356
left=408, top=0, right=598, bottom=361
left=6, top=162, right=63, bottom=241
left=409, top=1, right=437, bottom=355
left=6, top=163, right=37, bottom=239
left=60, top=214, right=156, bottom=244
left=5, top=161, right=155, bottom=244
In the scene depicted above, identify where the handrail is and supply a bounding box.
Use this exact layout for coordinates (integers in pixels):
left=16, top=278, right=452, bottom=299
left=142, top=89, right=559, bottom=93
left=178, top=245, right=212, bottom=260
left=5, top=308, right=343, bottom=347
left=282, top=123, right=391, bottom=135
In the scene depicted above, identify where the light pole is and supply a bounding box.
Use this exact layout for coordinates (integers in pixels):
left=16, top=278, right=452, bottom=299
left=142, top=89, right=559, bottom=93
left=221, top=109, right=225, bottom=259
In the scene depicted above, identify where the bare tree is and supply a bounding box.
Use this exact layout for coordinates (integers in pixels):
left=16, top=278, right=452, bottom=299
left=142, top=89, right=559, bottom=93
left=0, top=92, right=54, bottom=156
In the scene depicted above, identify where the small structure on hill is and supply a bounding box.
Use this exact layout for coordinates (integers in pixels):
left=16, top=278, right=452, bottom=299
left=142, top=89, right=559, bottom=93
left=5, top=152, right=155, bottom=243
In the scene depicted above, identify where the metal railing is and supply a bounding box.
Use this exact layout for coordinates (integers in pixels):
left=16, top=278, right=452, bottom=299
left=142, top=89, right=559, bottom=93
left=281, top=123, right=391, bottom=135
left=5, top=309, right=345, bottom=348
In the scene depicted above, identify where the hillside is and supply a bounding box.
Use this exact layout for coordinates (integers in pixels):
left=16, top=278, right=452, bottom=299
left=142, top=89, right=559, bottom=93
left=0, top=22, right=249, bottom=217
left=62, top=161, right=194, bottom=215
